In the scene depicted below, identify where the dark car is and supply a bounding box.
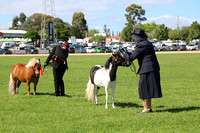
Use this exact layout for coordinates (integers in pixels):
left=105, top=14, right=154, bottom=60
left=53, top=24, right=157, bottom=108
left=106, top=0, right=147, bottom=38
left=0, top=48, right=12, bottom=54
left=101, top=46, right=111, bottom=53
left=157, top=44, right=168, bottom=51
left=69, top=47, right=75, bottom=53
left=177, top=45, right=187, bottom=51
left=153, top=45, right=159, bottom=51
left=24, top=46, right=38, bottom=54
left=168, top=44, right=178, bottom=51
left=75, top=47, right=86, bottom=53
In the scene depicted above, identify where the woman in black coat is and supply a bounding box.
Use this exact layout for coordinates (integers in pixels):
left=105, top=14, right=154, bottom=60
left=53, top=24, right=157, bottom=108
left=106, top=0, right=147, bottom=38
left=44, top=43, right=69, bottom=97
left=120, top=28, right=162, bottom=113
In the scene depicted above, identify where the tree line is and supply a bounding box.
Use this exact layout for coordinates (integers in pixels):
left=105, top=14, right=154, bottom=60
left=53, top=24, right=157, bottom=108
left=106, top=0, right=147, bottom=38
left=10, top=4, right=200, bottom=44
left=121, top=4, right=200, bottom=43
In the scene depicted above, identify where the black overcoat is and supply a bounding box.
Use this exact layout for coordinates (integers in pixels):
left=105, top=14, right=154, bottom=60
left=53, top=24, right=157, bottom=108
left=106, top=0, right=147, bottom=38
left=123, top=40, right=160, bottom=74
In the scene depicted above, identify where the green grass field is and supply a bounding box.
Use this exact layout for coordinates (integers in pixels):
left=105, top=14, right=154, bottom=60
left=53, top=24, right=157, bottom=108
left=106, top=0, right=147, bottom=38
left=0, top=53, right=200, bottom=132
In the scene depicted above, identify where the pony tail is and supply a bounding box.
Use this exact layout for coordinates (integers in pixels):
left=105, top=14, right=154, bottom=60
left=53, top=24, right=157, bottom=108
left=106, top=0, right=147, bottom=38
left=8, top=73, right=14, bottom=95
left=86, top=77, right=95, bottom=101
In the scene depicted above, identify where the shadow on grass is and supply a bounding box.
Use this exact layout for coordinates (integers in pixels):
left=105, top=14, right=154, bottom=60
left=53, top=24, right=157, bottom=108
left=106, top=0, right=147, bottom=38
left=155, top=106, right=200, bottom=113
left=36, top=92, right=73, bottom=98
left=115, top=102, right=143, bottom=108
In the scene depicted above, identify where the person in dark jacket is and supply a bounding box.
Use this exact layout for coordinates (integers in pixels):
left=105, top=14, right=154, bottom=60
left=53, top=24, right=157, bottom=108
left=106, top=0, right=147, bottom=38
left=44, top=43, right=69, bottom=97
left=120, top=28, right=162, bottom=113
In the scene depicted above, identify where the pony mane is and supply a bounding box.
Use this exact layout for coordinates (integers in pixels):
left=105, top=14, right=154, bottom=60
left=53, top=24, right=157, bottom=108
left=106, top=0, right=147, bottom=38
left=104, top=57, right=113, bottom=69
left=26, top=58, right=40, bottom=68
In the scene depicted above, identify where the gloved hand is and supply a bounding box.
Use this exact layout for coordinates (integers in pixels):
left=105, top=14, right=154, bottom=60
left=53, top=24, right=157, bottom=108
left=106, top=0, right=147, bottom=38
left=43, top=62, right=48, bottom=68
left=119, top=47, right=126, bottom=55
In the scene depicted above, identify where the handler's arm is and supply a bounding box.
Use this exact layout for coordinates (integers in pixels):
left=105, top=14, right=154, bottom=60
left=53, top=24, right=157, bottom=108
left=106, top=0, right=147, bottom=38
left=123, top=45, right=145, bottom=62
left=45, top=46, right=56, bottom=64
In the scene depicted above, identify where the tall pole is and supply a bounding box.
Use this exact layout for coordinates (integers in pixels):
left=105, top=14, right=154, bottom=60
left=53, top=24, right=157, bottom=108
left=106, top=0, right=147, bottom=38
left=41, top=0, right=57, bottom=48
left=177, top=16, right=179, bottom=30
left=41, top=0, right=46, bottom=49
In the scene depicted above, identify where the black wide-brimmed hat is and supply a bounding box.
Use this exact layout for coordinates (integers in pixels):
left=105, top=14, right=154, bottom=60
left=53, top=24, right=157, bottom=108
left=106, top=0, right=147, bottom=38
left=131, top=28, right=147, bottom=41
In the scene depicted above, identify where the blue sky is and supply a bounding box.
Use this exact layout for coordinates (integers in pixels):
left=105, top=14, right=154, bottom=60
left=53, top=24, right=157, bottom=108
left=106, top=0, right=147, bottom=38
left=0, top=0, right=199, bottom=35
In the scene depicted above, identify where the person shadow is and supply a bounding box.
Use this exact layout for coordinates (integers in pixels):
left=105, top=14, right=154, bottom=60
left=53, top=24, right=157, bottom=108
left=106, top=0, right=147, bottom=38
left=36, top=92, right=73, bottom=98
left=115, top=102, right=200, bottom=113
left=154, top=106, right=200, bottom=113
left=115, top=102, right=143, bottom=108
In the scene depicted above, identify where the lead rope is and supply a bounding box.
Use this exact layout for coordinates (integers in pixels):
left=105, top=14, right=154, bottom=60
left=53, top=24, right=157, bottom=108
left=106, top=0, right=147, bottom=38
left=130, top=62, right=137, bottom=76
left=39, top=55, right=55, bottom=94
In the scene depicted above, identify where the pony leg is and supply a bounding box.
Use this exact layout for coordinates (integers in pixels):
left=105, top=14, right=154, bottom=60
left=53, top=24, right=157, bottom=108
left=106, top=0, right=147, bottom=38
left=16, top=80, right=21, bottom=94
left=111, top=86, right=116, bottom=109
left=94, top=86, right=100, bottom=105
left=33, top=82, right=37, bottom=96
left=27, top=81, right=30, bottom=96
left=13, top=79, right=16, bottom=95
left=105, top=87, right=109, bottom=109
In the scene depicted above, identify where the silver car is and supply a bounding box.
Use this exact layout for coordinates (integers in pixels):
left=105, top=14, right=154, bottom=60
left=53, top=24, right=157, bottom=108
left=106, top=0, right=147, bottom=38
left=186, top=44, right=197, bottom=50
left=75, top=47, right=87, bottom=53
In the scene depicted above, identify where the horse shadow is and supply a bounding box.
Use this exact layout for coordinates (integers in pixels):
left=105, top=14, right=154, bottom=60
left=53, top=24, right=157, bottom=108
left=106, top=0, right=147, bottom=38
left=154, top=106, right=200, bottom=113
left=115, top=102, right=143, bottom=108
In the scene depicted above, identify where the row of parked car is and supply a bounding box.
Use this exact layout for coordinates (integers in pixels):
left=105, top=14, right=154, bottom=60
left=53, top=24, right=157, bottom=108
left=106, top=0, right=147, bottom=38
left=68, top=45, right=114, bottom=53
left=126, top=43, right=200, bottom=52
left=0, top=46, right=40, bottom=54
left=154, top=44, right=200, bottom=51
left=1, top=42, right=200, bottom=55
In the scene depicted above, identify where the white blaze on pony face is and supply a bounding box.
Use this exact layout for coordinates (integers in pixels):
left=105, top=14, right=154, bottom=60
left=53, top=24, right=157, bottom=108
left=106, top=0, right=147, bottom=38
left=26, top=58, right=40, bottom=68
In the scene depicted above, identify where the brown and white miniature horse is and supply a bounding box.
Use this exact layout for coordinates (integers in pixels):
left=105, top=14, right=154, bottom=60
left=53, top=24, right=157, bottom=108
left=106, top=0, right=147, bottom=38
left=8, top=58, right=41, bottom=96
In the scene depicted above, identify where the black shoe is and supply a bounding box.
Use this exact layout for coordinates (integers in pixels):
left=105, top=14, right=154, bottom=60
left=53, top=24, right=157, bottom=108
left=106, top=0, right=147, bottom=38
left=61, top=94, right=65, bottom=96
left=55, top=94, right=60, bottom=97
left=137, top=109, right=153, bottom=113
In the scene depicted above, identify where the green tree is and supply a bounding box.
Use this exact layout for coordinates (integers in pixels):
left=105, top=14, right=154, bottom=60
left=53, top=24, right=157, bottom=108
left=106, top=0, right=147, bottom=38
left=104, top=25, right=110, bottom=37
left=168, top=30, right=180, bottom=40
left=91, top=35, right=106, bottom=43
left=121, top=22, right=134, bottom=42
left=70, top=26, right=82, bottom=38
left=55, top=23, right=70, bottom=42
left=72, top=12, right=88, bottom=38
left=125, top=4, right=146, bottom=27
left=179, top=26, right=190, bottom=42
left=24, top=30, right=40, bottom=44
left=188, top=21, right=200, bottom=41
left=137, top=22, right=158, bottom=39
left=155, top=24, right=169, bottom=40
left=12, top=16, right=19, bottom=29
left=19, top=12, right=26, bottom=24
left=88, top=29, right=99, bottom=37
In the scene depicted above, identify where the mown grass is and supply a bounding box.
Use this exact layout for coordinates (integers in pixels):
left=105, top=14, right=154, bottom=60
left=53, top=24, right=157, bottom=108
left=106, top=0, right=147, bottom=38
left=0, top=53, right=200, bottom=132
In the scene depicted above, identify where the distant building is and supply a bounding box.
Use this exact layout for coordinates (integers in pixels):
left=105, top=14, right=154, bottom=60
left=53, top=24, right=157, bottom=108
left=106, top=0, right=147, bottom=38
left=0, top=30, right=27, bottom=38
left=106, top=36, right=122, bottom=44
left=82, top=37, right=92, bottom=44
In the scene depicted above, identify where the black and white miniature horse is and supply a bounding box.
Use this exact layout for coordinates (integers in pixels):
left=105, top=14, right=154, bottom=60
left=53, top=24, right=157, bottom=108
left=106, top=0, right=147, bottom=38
left=86, top=51, right=131, bottom=109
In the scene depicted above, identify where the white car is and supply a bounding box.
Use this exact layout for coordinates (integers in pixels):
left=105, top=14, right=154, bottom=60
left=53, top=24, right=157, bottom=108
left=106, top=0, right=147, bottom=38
left=186, top=44, right=197, bottom=50
left=1, top=42, right=11, bottom=49
left=84, top=47, right=96, bottom=53
left=123, top=42, right=132, bottom=48
left=127, top=45, right=136, bottom=52
left=19, top=42, right=30, bottom=47
left=110, top=47, right=118, bottom=52
left=112, top=43, right=122, bottom=48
